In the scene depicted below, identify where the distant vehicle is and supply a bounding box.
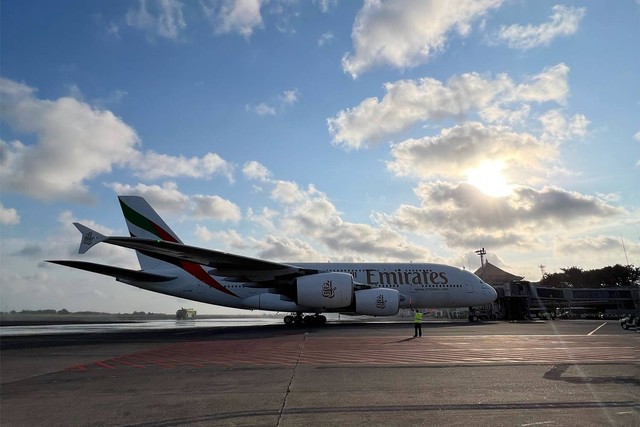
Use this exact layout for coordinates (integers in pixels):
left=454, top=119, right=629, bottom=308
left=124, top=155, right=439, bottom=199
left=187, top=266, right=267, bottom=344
left=620, top=315, right=637, bottom=330
left=176, top=308, right=196, bottom=320
left=48, top=196, right=497, bottom=325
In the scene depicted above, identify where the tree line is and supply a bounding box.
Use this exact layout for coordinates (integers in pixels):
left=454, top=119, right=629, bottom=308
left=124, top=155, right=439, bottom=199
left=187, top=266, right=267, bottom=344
left=2, top=309, right=164, bottom=315
left=540, top=264, right=639, bottom=288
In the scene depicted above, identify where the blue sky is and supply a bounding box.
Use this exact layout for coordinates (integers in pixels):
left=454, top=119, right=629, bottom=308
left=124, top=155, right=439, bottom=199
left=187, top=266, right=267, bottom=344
left=1, top=0, right=639, bottom=314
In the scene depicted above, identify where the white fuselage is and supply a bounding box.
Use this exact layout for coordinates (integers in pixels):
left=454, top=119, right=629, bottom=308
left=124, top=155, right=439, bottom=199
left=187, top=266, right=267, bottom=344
left=122, top=262, right=497, bottom=313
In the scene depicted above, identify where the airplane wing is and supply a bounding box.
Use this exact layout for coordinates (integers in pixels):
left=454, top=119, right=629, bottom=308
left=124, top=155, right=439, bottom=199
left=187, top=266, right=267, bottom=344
left=101, top=237, right=317, bottom=283
left=71, top=223, right=370, bottom=288
left=47, top=260, right=178, bottom=282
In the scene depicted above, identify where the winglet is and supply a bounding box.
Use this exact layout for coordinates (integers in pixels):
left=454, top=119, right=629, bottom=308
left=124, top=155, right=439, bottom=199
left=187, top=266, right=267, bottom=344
left=74, top=223, right=107, bottom=254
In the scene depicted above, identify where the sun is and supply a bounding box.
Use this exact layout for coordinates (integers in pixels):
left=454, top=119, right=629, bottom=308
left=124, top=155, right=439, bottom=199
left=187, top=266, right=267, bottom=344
left=465, top=161, right=512, bottom=197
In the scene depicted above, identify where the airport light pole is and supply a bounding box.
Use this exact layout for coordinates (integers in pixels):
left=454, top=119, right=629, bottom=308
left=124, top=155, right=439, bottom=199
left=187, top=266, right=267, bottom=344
left=475, top=247, right=486, bottom=268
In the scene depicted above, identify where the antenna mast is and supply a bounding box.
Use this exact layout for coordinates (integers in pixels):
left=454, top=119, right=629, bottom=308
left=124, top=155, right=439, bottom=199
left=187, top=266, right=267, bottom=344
left=621, top=234, right=630, bottom=265
left=475, top=247, right=486, bottom=267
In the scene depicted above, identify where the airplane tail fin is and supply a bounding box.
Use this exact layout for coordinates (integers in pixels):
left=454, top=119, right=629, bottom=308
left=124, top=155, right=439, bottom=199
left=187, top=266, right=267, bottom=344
left=74, top=223, right=107, bottom=254
left=117, top=196, right=182, bottom=270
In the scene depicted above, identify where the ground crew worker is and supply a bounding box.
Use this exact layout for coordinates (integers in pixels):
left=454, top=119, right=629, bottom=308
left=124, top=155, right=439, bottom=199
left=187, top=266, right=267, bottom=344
left=414, top=310, right=423, bottom=337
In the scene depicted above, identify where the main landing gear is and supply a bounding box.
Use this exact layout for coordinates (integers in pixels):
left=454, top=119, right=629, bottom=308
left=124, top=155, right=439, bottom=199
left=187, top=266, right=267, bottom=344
left=283, top=312, right=327, bottom=326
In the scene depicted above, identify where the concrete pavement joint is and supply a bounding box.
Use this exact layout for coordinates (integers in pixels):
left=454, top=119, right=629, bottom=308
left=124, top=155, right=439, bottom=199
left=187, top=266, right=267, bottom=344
left=276, top=333, right=306, bottom=427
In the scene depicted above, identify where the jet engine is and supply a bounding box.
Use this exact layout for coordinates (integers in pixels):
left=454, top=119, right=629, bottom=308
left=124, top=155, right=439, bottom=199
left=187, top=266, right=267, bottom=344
left=296, top=272, right=353, bottom=309
left=354, top=288, right=400, bottom=316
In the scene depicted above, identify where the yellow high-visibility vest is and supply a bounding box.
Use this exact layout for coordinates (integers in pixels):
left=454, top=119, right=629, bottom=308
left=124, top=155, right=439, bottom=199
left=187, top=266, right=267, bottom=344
left=414, top=312, right=423, bottom=323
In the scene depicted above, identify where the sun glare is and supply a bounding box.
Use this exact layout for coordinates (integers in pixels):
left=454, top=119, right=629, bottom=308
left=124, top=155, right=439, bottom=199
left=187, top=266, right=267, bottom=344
left=465, top=161, right=512, bottom=197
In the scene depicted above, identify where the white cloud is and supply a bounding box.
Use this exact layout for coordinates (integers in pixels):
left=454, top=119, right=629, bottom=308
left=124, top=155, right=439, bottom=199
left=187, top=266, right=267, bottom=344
left=342, top=0, right=503, bottom=78
left=596, top=192, right=621, bottom=203
left=0, top=78, right=236, bottom=202
left=255, top=102, right=276, bottom=116
left=242, top=163, right=441, bottom=261
left=260, top=174, right=437, bottom=261
left=273, top=185, right=435, bottom=262
left=382, top=181, right=625, bottom=250
left=512, top=63, right=569, bottom=105
left=0, top=204, right=20, bottom=225
left=248, top=88, right=300, bottom=116
left=246, top=206, right=279, bottom=230
left=126, top=0, right=187, bottom=40
left=195, top=226, right=250, bottom=250
left=328, top=74, right=508, bottom=150
left=0, top=78, right=140, bottom=203
left=201, top=0, right=265, bottom=38
left=219, top=164, right=440, bottom=262
left=243, top=161, right=272, bottom=181
left=192, top=195, right=242, bottom=222
left=318, top=31, right=334, bottom=46
left=107, top=182, right=240, bottom=222
left=197, top=226, right=325, bottom=261
left=496, top=5, right=586, bottom=50
left=271, top=180, right=306, bottom=204
left=132, top=151, right=235, bottom=182
left=255, top=235, right=323, bottom=261
left=387, top=122, right=557, bottom=180
left=269, top=0, right=301, bottom=35
left=480, top=104, right=530, bottom=126
left=252, top=103, right=275, bottom=115
left=328, top=64, right=570, bottom=150
left=555, top=235, right=640, bottom=267
left=279, top=89, right=299, bottom=105
left=315, top=0, right=338, bottom=13
left=106, top=182, right=190, bottom=214
left=556, top=235, right=632, bottom=255
left=539, top=110, right=590, bottom=142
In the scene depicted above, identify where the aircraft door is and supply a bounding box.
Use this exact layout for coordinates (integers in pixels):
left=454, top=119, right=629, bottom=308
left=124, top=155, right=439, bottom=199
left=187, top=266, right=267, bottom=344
left=466, top=281, right=474, bottom=293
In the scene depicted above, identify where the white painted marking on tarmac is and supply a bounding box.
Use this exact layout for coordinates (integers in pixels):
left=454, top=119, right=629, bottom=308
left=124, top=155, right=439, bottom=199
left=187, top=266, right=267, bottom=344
left=587, top=322, right=607, bottom=335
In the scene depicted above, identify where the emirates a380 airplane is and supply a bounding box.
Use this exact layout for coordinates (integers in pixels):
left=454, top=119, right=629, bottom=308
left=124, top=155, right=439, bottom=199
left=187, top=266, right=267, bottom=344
left=49, top=196, right=497, bottom=325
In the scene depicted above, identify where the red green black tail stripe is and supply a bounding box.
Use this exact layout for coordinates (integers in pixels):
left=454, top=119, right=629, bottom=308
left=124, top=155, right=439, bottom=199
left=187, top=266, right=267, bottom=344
left=120, top=199, right=238, bottom=298
left=120, top=199, right=177, bottom=242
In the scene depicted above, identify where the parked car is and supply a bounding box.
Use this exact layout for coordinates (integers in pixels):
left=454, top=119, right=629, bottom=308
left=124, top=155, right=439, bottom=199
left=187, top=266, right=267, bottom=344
left=620, top=315, right=638, bottom=330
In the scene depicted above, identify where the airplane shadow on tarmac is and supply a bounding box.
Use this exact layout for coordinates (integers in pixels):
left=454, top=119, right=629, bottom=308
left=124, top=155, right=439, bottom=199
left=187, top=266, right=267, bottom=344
left=543, top=364, right=640, bottom=386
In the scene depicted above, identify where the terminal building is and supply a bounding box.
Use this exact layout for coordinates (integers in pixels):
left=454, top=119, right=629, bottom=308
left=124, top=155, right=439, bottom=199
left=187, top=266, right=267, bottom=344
left=475, top=262, right=640, bottom=320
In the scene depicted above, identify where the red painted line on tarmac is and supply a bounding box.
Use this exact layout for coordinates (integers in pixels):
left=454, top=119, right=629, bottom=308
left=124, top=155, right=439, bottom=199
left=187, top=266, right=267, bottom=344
left=132, top=356, right=175, bottom=368
left=65, top=335, right=638, bottom=371
left=115, top=359, right=145, bottom=368
left=95, top=362, right=115, bottom=369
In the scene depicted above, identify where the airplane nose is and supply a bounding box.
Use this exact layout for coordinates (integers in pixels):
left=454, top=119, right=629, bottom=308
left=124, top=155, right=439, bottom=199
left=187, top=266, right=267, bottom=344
left=486, top=284, right=497, bottom=301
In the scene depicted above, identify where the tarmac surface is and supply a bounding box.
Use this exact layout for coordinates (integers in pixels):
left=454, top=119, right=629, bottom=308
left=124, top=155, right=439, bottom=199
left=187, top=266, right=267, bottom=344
left=1, top=319, right=638, bottom=426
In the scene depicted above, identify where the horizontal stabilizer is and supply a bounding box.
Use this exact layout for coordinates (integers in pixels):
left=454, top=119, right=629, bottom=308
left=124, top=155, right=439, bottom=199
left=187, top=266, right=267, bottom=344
left=74, top=223, right=107, bottom=254
left=47, top=260, right=177, bottom=282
